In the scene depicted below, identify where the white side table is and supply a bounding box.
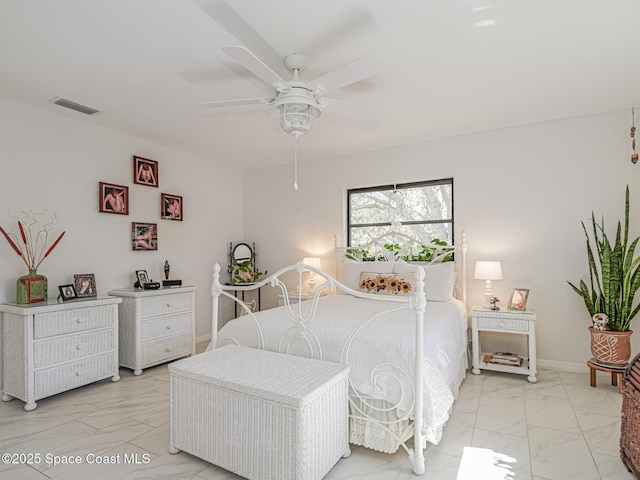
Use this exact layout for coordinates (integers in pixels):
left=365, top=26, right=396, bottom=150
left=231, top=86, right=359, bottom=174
left=470, top=306, right=537, bottom=383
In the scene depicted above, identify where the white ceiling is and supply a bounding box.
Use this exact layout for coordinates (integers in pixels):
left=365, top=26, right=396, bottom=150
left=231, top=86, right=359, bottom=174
left=1, top=0, right=639, bottom=170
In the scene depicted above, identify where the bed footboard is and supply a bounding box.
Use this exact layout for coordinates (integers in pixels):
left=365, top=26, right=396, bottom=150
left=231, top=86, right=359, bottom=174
left=210, top=261, right=431, bottom=474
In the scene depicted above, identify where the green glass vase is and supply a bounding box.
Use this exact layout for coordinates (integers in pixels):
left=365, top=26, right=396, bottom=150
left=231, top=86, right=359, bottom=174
left=17, top=269, right=48, bottom=304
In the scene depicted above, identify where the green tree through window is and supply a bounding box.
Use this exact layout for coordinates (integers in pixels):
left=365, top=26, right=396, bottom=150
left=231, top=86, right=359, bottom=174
left=347, top=179, right=454, bottom=248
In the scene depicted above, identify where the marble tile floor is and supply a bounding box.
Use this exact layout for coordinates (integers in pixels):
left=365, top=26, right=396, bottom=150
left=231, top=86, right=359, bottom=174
left=0, top=357, right=636, bottom=480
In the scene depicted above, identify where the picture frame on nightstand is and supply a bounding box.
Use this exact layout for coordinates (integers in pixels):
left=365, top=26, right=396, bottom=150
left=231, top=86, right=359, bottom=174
left=508, top=288, right=530, bottom=311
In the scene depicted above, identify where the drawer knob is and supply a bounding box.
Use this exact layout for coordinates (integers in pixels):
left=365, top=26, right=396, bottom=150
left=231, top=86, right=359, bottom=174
left=166, top=326, right=171, bottom=330
left=75, top=371, right=81, bottom=377
left=75, top=344, right=82, bottom=350
left=166, top=303, right=171, bottom=308
left=76, top=318, right=85, bottom=324
left=499, top=321, right=506, bottom=328
left=165, top=348, right=171, bottom=353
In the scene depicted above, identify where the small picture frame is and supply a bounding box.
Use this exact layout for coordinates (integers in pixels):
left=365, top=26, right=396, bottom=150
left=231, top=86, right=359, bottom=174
left=99, top=182, right=129, bottom=215
left=136, top=270, right=149, bottom=285
left=132, top=222, right=158, bottom=251
left=161, top=193, right=183, bottom=221
left=133, top=156, right=158, bottom=187
left=73, top=274, right=97, bottom=298
left=508, top=288, right=530, bottom=311
left=58, top=284, right=77, bottom=301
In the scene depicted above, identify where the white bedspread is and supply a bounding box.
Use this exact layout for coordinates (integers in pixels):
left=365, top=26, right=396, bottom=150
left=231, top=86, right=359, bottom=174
left=216, top=294, right=467, bottom=444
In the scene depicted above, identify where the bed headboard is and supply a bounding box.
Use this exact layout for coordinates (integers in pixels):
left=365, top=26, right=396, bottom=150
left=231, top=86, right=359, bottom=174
left=334, top=231, right=467, bottom=305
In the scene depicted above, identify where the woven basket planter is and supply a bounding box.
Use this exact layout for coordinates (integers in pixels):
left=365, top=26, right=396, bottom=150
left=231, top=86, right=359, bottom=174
left=589, top=326, right=633, bottom=367
left=621, top=352, right=640, bottom=478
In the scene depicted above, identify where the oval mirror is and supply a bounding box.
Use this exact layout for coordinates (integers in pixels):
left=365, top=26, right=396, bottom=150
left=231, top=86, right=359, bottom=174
left=232, top=243, right=253, bottom=264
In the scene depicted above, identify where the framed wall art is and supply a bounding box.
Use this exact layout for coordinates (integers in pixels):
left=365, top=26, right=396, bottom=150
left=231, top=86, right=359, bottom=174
left=58, top=284, right=77, bottom=301
left=161, top=193, right=182, bottom=221
left=73, top=274, right=97, bottom=298
left=508, top=288, right=530, bottom=311
left=132, top=222, right=158, bottom=251
left=133, top=156, right=158, bottom=187
left=99, top=182, right=129, bottom=215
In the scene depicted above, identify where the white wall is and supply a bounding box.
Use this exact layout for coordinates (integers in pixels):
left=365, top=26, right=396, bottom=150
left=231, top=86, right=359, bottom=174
left=2, top=99, right=638, bottom=377
left=0, top=97, right=243, bottom=383
left=243, top=110, right=640, bottom=369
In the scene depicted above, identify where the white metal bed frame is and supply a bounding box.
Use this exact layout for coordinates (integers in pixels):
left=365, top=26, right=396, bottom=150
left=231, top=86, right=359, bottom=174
left=209, top=233, right=467, bottom=475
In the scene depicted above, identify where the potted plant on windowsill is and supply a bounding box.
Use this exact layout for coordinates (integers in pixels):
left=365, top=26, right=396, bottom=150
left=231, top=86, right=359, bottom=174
left=567, top=186, right=640, bottom=366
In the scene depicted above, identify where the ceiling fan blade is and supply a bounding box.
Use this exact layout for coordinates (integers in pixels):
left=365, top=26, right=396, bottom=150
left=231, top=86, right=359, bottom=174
left=307, top=54, right=382, bottom=95
left=195, top=0, right=283, bottom=71
left=222, top=46, right=289, bottom=92
left=199, top=97, right=274, bottom=108
left=317, top=97, right=377, bottom=123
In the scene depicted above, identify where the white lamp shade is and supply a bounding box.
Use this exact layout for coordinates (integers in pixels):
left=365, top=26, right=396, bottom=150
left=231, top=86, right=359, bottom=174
left=303, top=257, right=322, bottom=270
left=474, top=261, right=503, bottom=281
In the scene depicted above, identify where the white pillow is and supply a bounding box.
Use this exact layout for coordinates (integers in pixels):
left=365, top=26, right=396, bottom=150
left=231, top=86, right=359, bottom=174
left=394, top=259, right=456, bottom=302
left=340, top=260, right=394, bottom=292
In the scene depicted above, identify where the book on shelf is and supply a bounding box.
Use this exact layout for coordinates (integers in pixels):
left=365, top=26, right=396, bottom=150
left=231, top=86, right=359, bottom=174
left=492, top=352, right=519, bottom=361
left=483, top=353, right=522, bottom=366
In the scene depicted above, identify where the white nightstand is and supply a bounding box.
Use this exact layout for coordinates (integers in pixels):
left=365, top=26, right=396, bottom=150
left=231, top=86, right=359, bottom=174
left=470, top=306, right=537, bottom=383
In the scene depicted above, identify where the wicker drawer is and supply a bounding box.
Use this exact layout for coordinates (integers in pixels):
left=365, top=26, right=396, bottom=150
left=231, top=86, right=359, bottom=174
left=140, top=293, right=192, bottom=319
left=34, top=351, right=116, bottom=398
left=476, top=317, right=530, bottom=332
left=34, top=306, right=115, bottom=339
left=142, top=334, right=193, bottom=366
left=33, top=329, right=115, bottom=368
left=141, top=313, right=192, bottom=342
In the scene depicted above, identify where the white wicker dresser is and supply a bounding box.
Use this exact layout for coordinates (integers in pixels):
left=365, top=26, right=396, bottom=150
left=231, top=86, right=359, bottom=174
left=108, top=286, right=196, bottom=375
left=169, top=345, right=350, bottom=480
left=0, top=296, right=121, bottom=411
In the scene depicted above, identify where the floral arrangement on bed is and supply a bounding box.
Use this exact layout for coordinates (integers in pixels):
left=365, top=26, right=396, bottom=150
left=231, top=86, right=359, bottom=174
left=358, top=273, right=413, bottom=295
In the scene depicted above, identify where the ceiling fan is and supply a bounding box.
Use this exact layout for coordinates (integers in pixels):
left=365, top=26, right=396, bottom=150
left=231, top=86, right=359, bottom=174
left=195, top=0, right=381, bottom=189
left=200, top=45, right=382, bottom=138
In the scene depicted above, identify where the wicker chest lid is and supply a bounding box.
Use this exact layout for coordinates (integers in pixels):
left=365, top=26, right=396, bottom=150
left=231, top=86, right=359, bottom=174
left=169, top=345, right=349, bottom=408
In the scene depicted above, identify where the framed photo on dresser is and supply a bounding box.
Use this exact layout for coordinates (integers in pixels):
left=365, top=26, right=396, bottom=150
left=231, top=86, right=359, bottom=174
left=73, top=274, right=97, bottom=298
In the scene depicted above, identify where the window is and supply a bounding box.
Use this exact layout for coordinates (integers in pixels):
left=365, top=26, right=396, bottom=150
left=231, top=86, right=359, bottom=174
left=347, top=178, right=454, bottom=247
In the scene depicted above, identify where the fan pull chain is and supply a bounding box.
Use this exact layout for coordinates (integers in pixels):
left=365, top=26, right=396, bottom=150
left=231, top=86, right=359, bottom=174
left=632, top=107, right=638, bottom=164
left=293, top=135, right=299, bottom=190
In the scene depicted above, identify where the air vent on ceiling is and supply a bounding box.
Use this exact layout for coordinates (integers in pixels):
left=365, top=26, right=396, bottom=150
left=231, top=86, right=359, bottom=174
left=49, top=96, right=102, bottom=116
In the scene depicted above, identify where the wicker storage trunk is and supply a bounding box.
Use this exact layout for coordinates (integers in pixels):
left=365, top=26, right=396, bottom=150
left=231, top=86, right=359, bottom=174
left=169, top=345, right=350, bottom=480
left=621, top=352, right=640, bottom=478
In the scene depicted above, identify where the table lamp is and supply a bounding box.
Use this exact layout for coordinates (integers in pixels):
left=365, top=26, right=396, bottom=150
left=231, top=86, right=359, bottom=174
left=474, top=261, right=503, bottom=307
left=303, top=257, right=322, bottom=293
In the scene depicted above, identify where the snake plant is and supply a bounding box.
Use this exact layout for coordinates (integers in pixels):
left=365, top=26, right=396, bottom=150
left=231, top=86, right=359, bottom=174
left=567, top=186, right=640, bottom=331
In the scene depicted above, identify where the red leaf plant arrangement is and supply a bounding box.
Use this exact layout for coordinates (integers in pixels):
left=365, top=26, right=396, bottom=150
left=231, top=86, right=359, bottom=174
left=0, top=211, right=65, bottom=271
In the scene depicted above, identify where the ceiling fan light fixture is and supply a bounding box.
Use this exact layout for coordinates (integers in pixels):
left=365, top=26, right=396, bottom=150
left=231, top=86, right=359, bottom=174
left=271, top=96, right=321, bottom=137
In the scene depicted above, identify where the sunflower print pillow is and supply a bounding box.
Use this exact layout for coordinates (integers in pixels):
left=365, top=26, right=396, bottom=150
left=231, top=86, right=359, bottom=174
left=358, top=272, right=414, bottom=295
